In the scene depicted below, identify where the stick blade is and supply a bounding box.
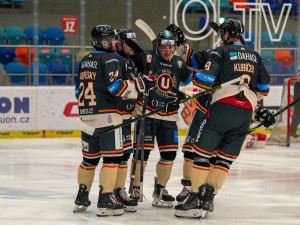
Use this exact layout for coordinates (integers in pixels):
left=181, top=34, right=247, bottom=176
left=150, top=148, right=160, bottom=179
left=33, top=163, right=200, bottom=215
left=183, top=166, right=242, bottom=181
left=73, top=118, right=95, bottom=136
left=135, top=19, right=156, bottom=41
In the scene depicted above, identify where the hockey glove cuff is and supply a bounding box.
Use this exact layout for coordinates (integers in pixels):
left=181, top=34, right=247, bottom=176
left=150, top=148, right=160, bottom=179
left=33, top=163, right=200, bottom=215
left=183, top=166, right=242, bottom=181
left=255, top=107, right=276, bottom=128
left=134, top=74, right=156, bottom=93
left=166, top=24, right=186, bottom=45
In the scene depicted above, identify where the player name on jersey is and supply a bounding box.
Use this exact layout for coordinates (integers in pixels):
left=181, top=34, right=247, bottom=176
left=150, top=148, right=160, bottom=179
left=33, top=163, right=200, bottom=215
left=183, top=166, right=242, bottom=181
left=233, top=63, right=255, bottom=73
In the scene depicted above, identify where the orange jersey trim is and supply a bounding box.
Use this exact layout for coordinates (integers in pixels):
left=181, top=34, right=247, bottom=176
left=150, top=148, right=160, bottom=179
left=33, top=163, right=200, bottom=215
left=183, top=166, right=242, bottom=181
left=159, top=145, right=178, bottom=149
left=82, top=151, right=101, bottom=156
left=217, top=149, right=238, bottom=159
left=193, top=144, right=217, bottom=155
left=98, top=109, right=123, bottom=114
left=116, top=80, right=127, bottom=97
left=100, top=149, right=123, bottom=154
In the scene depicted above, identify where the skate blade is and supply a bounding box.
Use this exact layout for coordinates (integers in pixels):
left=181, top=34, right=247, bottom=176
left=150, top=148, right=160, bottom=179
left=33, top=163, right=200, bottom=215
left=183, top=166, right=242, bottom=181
left=97, top=208, right=124, bottom=217
left=152, top=199, right=173, bottom=208
left=73, top=205, right=88, bottom=212
left=124, top=206, right=137, bottom=212
left=201, top=210, right=209, bottom=219
left=174, top=209, right=201, bottom=218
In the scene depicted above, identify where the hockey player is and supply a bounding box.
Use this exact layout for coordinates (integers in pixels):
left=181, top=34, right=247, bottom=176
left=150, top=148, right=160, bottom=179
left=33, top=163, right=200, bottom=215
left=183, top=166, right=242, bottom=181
left=130, top=29, right=190, bottom=208
left=73, top=25, right=156, bottom=216
left=174, top=19, right=275, bottom=218
left=164, top=24, right=214, bottom=203
left=113, top=28, right=140, bottom=212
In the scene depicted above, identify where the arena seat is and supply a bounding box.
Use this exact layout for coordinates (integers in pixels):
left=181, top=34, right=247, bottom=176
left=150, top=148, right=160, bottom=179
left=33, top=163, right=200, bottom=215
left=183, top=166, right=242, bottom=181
left=39, top=48, right=56, bottom=65
left=221, top=0, right=233, bottom=9
left=264, top=0, right=281, bottom=10
left=274, top=50, right=294, bottom=69
left=29, top=62, right=47, bottom=85
left=261, top=32, right=279, bottom=47
left=45, top=27, right=65, bottom=45
left=282, top=0, right=297, bottom=11
left=6, top=62, right=27, bottom=84
left=6, top=26, right=25, bottom=45
left=244, top=31, right=255, bottom=50
left=48, top=60, right=67, bottom=84
left=232, top=0, right=250, bottom=9
left=16, top=45, right=34, bottom=65
left=56, top=48, right=73, bottom=65
left=0, top=27, right=6, bottom=44
left=261, top=50, right=276, bottom=66
left=279, top=32, right=295, bottom=47
left=0, top=47, right=16, bottom=65
left=68, top=62, right=79, bottom=74
left=25, top=26, right=45, bottom=45
left=271, top=64, right=289, bottom=74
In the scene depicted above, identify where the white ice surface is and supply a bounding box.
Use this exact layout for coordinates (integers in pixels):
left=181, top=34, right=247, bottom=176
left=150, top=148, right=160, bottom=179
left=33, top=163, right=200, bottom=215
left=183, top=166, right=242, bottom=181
left=0, top=138, right=300, bottom=225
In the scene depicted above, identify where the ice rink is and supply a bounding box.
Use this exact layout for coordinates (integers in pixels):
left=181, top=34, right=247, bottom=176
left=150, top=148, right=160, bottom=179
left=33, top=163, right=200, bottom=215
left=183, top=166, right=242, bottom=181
left=0, top=137, right=300, bottom=225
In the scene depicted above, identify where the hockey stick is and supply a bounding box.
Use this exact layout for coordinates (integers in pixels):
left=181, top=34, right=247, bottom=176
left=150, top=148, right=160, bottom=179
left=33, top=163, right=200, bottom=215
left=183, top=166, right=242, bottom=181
left=135, top=19, right=156, bottom=42
left=128, top=92, right=149, bottom=195
left=248, top=96, right=300, bottom=134
left=74, top=77, right=242, bottom=136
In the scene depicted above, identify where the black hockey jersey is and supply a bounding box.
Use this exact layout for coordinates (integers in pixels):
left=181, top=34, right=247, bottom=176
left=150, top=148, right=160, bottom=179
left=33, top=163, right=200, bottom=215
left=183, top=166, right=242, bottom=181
left=192, top=43, right=270, bottom=109
left=75, top=50, right=140, bottom=128
left=135, top=50, right=191, bottom=121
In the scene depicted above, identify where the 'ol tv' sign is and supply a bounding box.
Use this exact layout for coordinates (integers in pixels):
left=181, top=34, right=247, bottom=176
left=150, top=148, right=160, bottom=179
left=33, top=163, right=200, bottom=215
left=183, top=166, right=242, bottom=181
left=61, top=16, right=78, bottom=34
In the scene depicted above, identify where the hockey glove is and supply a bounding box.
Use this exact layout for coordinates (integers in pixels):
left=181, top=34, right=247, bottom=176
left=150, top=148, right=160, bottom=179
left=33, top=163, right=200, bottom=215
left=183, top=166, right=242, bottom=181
left=166, top=24, right=186, bottom=46
left=134, top=74, right=156, bottom=93
left=255, top=107, right=276, bottom=128
left=164, top=88, right=186, bottom=114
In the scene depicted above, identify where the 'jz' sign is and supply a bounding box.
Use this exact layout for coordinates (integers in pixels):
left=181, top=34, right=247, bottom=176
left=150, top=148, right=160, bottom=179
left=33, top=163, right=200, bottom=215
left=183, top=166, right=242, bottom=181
left=61, top=16, right=78, bottom=34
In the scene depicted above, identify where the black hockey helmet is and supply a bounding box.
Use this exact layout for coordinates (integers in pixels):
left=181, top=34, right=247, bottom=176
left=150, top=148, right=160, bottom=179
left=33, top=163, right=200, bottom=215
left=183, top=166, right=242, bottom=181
left=117, top=29, right=137, bottom=43
left=209, top=19, right=245, bottom=44
left=91, top=25, right=118, bottom=50
left=156, top=30, right=175, bottom=49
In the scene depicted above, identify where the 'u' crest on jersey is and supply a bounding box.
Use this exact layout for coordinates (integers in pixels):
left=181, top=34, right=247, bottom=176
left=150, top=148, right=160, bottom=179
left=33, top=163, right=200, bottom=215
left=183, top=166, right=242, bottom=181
left=156, top=73, right=174, bottom=93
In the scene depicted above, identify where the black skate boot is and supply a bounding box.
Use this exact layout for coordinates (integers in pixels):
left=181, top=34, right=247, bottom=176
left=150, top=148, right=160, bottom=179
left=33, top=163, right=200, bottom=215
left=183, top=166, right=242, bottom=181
left=114, top=188, right=138, bottom=212
left=152, top=177, right=175, bottom=208
left=200, top=184, right=215, bottom=219
left=174, top=192, right=201, bottom=218
left=73, top=184, right=91, bottom=212
left=176, top=179, right=192, bottom=203
left=129, top=186, right=140, bottom=201
left=97, top=186, right=124, bottom=216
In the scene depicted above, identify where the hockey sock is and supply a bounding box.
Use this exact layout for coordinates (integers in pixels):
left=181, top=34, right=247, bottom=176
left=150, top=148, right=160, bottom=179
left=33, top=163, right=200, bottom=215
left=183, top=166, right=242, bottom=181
left=114, top=161, right=128, bottom=189
left=183, top=158, right=193, bottom=180
left=156, top=160, right=173, bottom=186
left=207, top=166, right=229, bottom=194
left=131, top=160, right=147, bottom=187
left=191, top=164, right=210, bottom=193
left=99, top=164, right=118, bottom=193
left=77, top=164, right=96, bottom=191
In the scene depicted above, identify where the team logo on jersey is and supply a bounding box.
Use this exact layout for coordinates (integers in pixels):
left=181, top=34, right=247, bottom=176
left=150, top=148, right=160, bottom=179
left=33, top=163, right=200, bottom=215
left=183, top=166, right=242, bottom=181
left=177, top=61, right=183, bottom=69
left=108, top=115, right=112, bottom=123
left=81, top=140, right=89, bottom=152
left=230, top=52, right=257, bottom=63
left=146, top=54, right=152, bottom=63
left=154, top=69, right=177, bottom=97
left=81, top=60, right=98, bottom=69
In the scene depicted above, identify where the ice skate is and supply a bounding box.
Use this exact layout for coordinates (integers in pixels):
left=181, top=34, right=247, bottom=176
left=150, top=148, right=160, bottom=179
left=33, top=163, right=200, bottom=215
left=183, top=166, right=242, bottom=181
left=97, top=187, right=124, bottom=217
left=174, top=192, right=201, bottom=218
left=73, top=184, right=91, bottom=212
left=152, top=177, right=174, bottom=208
left=200, top=184, right=215, bottom=219
left=129, top=186, right=140, bottom=201
left=176, top=179, right=192, bottom=203
left=114, top=188, right=138, bottom=212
